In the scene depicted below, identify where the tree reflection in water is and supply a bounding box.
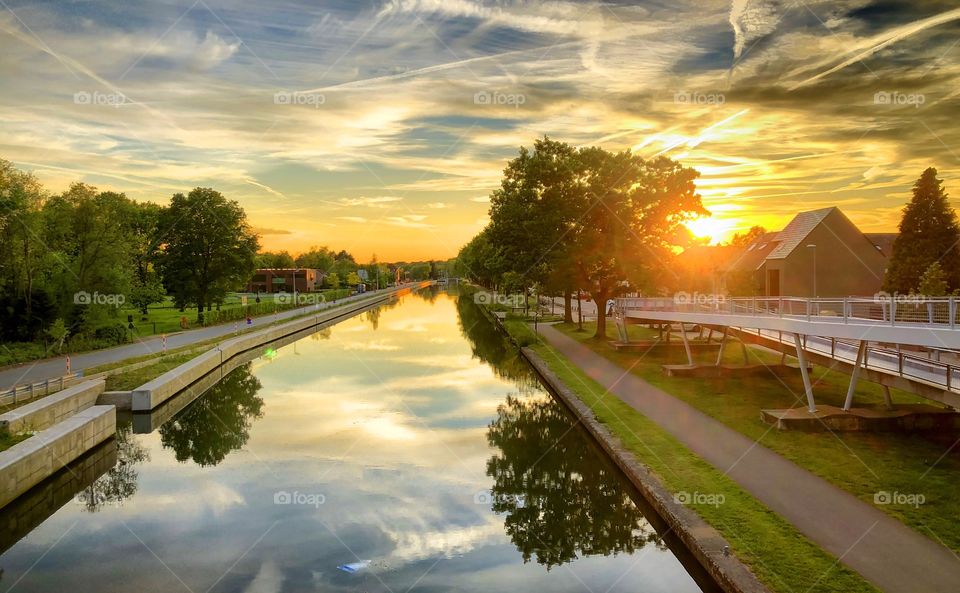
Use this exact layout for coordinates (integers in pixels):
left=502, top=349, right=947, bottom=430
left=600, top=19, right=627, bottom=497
left=160, top=363, right=265, bottom=467
left=76, top=422, right=148, bottom=511
left=455, top=294, right=541, bottom=395
left=486, top=394, right=662, bottom=568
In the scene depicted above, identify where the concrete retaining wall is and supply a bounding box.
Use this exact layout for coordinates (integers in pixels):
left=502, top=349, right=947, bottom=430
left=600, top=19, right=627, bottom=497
left=0, top=405, right=116, bottom=509
left=0, top=438, right=116, bottom=555
left=131, top=282, right=431, bottom=411
left=0, top=379, right=105, bottom=433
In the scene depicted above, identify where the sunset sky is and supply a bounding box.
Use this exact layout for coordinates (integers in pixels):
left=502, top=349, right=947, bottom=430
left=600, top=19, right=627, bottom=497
left=1, top=0, right=959, bottom=261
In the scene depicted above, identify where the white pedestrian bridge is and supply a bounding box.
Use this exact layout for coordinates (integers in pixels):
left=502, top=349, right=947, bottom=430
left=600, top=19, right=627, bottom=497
left=615, top=296, right=960, bottom=412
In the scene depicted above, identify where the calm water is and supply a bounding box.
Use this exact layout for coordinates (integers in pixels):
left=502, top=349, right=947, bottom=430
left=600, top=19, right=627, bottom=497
left=0, top=288, right=712, bottom=593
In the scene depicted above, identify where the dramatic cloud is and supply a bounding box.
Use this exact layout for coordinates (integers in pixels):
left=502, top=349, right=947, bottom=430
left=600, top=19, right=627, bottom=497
left=0, top=0, right=958, bottom=257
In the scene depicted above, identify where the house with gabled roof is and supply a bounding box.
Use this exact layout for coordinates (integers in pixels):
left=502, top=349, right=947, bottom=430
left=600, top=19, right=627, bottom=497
left=721, top=207, right=891, bottom=297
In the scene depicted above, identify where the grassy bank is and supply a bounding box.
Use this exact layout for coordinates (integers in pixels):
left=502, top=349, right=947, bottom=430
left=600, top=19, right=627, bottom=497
left=491, top=315, right=879, bottom=593
left=104, top=351, right=205, bottom=391
left=555, top=321, right=960, bottom=554
left=0, top=427, right=31, bottom=452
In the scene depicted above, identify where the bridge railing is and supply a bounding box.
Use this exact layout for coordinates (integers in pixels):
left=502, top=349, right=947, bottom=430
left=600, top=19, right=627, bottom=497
left=616, top=296, right=960, bottom=328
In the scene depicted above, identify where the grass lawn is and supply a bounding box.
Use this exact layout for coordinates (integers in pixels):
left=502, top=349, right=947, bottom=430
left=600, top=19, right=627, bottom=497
left=494, top=316, right=879, bottom=593
left=0, top=428, right=31, bottom=452
left=555, top=320, right=960, bottom=555
left=104, top=351, right=200, bottom=391
left=123, top=288, right=354, bottom=336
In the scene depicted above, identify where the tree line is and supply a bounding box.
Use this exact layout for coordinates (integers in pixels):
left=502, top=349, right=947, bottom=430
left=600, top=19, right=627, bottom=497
left=455, top=137, right=706, bottom=340
left=0, top=158, right=444, bottom=356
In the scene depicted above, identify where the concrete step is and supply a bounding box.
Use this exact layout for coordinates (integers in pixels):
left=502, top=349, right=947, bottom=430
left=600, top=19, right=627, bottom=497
left=0, top=379, right=105, bottom=433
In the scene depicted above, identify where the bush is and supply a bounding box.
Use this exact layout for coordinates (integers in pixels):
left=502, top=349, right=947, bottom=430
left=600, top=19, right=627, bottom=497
left=93, top=323, right=128, bottom=345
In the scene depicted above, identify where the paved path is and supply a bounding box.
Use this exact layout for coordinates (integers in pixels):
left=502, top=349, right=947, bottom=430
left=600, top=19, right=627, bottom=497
left=537, top=324, right=960, bottom=593
left=0, top=287, right=402, bottom=390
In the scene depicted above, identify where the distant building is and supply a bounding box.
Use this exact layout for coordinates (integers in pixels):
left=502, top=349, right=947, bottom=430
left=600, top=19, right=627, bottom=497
left=246, top=268, right=325, bottom=294
left=721, top=207, right=893, bottom=297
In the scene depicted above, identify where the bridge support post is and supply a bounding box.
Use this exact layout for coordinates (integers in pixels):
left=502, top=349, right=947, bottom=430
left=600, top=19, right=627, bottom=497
left=716, top=327, right=728, bottom=366
left=843, top=340, right=867, bottom=411
left=882, top=385, right=894, bottom=410
left=793, top=333, right=817, bottom=413
left=680, top=323, right=693, bottom=366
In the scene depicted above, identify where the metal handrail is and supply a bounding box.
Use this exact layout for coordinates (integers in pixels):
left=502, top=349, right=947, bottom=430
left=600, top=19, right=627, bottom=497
left=738, top=327, right=960, bottom=394
left=616, top=296, right=960, bottom=329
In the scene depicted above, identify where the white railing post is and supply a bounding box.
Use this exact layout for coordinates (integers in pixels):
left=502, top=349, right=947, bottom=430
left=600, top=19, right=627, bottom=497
left=890, top=296, right=896, bottom=326
left=950, top=296, right=956, bottom=329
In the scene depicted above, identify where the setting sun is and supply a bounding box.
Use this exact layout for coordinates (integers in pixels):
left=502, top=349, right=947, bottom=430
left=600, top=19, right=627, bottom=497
left=685, top=215, right=738, bottom=244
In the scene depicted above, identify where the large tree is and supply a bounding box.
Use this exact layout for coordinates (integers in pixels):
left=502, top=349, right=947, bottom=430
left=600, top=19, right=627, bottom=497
left=157, top=188, right=259, bottom=323
left=573, top=151, right=704, bottom=339
left=487, top=138, right=581, bottom=321
left=884, top=168, right=960, bottom=293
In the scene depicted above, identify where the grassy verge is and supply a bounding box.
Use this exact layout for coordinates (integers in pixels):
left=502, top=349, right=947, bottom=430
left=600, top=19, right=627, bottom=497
left=0, top=427, right=31, bottom=452
left=555, top=320, right=960, bottom=554
left=494, top=317, right=878, bottom=593
left=104, top=351, right=200, bottom=391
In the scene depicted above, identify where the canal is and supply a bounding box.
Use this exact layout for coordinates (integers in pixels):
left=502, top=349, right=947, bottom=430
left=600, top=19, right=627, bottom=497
left=0, top=287, right=716, bottom=592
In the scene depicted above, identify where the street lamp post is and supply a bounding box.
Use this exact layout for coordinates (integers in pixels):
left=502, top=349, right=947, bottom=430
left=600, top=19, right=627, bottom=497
left=806, top=244, right=817, bottom=298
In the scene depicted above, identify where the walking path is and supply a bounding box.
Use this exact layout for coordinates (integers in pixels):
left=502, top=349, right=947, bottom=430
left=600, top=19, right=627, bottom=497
left=0, top=287, right=403, bottom=390
left=537, top=324, right=960, bottom=593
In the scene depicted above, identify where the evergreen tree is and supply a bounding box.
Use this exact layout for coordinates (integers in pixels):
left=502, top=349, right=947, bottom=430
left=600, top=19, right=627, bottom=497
left=884, top=168, right=960, bottom=293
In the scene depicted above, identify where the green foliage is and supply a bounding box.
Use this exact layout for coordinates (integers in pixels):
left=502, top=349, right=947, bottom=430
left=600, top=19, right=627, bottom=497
left=44, top=318, right=69, bottom=353
left=346, top=271, right=360, bottom=286
left=917, top=261, right=950, bottom=296
left=884, top=168, right=960, bottom=293
left=460, top=137, right=705, bottom=340
left=256, top=250, right=295, bottom=268
left=157, top=187, right=260, bottom=324
left=93, top=323, right=128, bottom=345
left=295, top=245, right=335, bottom=271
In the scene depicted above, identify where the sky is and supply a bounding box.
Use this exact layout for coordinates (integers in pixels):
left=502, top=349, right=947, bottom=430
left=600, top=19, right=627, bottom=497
left=1, top=0, right=959, bottom=261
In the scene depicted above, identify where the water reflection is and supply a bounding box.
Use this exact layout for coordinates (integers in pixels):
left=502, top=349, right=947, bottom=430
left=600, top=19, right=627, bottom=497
left=75, top=423, right=148, bottom=511
left=159, top=363, right=264, bottom=467
left=486, top=394, right=661, bottom=568
left=456, top=294, right=540, bottom=393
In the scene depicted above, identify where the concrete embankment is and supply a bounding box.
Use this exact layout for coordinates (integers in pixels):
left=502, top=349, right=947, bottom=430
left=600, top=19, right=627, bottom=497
left=0, top=405, right=116, bottom=509
left=132, top=282, right=432, bottom=411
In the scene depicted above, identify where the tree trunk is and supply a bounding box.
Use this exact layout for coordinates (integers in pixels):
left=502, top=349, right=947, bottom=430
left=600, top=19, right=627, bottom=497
left=592, top=290, right=609, bottom=340
left=577, top=292, right=583, bottom=331
left=197, top=297, right=205, bottom=325
left=563, top=289, right=573, bottom=323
